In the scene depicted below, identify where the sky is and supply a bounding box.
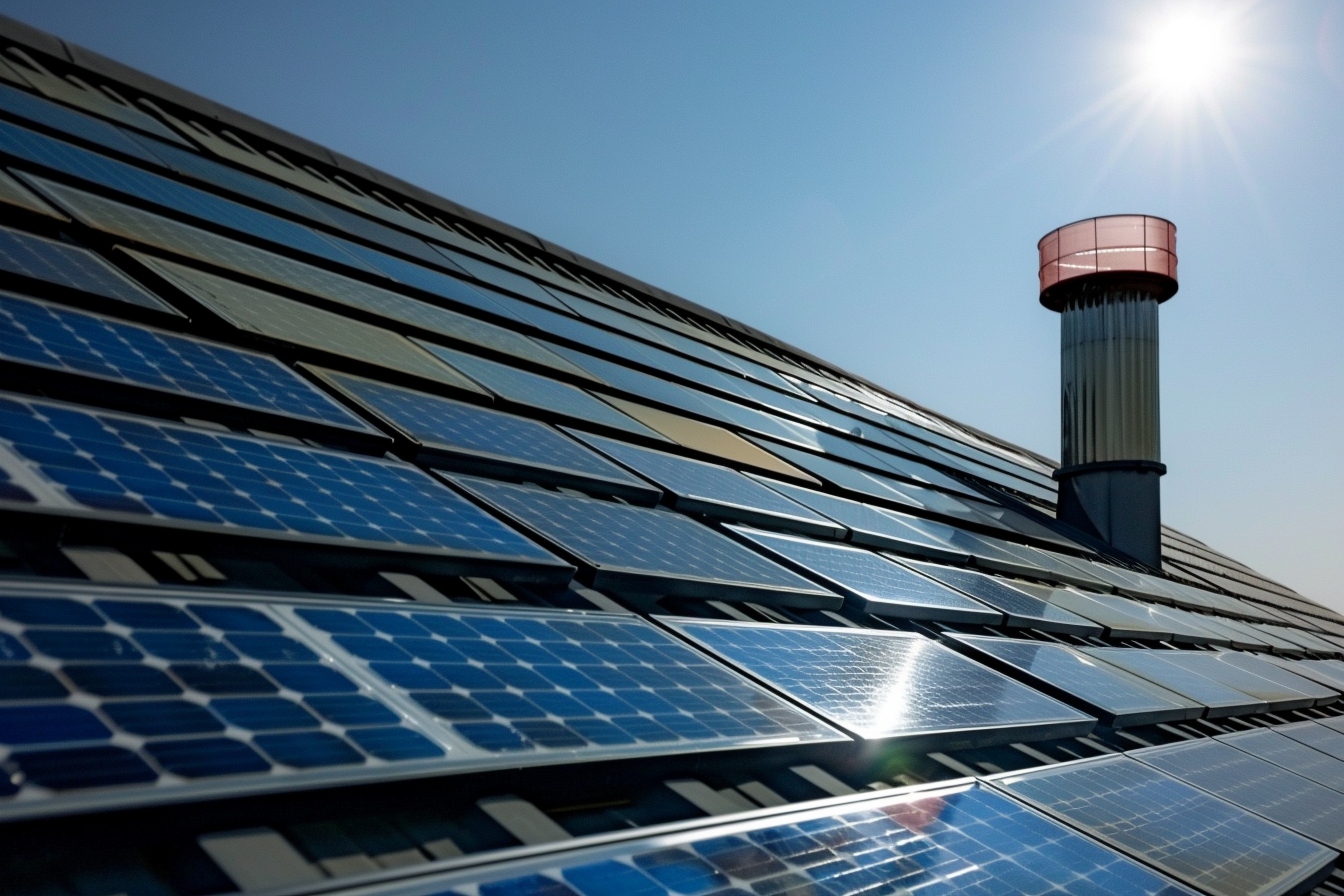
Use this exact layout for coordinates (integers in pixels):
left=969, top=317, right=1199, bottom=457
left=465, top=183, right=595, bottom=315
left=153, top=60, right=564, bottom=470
left=2, top=1, right=1341, bottom=611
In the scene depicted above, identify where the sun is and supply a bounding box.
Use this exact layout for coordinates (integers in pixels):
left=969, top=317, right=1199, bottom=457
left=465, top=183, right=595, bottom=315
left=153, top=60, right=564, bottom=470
left=1136, top=7, right=1235, bottom=101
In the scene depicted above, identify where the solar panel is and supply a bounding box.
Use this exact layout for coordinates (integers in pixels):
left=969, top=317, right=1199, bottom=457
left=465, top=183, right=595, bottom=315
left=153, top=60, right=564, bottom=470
left=0, top=292, right=382, bottom=443
left=722, top=526, right=1003, bottom=625
left=420, top=343, right=664, bottom=440
left=994, top=755, right=1337, bottom=896
left=446, top=475, right=841, bottom=606
left=1134, top=739, right=1344, bottom=849
left=1211, top=652, right=1338, bottom=706
left=1082, top=648, right=1267, bottom=718
left=1272, top=658, right=1344, bottom=691
left=289, top=602, right=840, bottom=763
left=330, top=238, right=525, bottom=322
left=1011, top=586, right=1177, bottom=641
left=1222, top=727, right=1344, bottom=792
left=0, top=81, right=167, bottom=164
left=1148, top=652, right=1324, bottom=712
left=392, top=780, right=1198, bottom=896
left=134, top=255, right=487, bottom=394
left=748, top=475, right=972, bottom=562
left=433, top=245, right=572, bottom=312
left=664, top=620, right=1094, bottom=747
left=897, top=561, right=1101, bottom=635
left=0, top=222, right=175, bottom=313
left=569, top=432, right=842, bottom=537
left=312, top=369, right=660, bottom=503
left=0, top=393, right=570, bottom=580
left=0, top=166, right=64, bottom=218
left=944, top=636, right=1201, bottom=727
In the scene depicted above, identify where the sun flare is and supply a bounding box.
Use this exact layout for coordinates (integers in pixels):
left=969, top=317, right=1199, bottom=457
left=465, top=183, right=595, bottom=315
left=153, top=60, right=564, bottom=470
left=1137, top=7, right=1234, bottom=100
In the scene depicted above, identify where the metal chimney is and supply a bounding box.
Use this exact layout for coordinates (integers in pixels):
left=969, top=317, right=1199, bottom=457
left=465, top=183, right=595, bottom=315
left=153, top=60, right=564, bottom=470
left=1038, top=215, right=1178, bottom=568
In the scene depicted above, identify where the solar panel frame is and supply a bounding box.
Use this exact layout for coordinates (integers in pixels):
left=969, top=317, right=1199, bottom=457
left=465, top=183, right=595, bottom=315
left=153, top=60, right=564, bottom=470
left=446, top=474, right=842, bottom=607
left=663, top=619, right=1096, bottom=749
left=0, top=291, right=388, bottom=451
left=1082, top=647, right=1268, bottom=718
left=944, top=635, right=1202, bottom=727
left=895, top=560, right=1102, bottom=635
left=991, top=755, right=1338, bottom=896
left=309, top=368, right=662, bottom=504
left=721, top=525, right=1004, bottom=625
left=0, top=392, right=572, bottom=583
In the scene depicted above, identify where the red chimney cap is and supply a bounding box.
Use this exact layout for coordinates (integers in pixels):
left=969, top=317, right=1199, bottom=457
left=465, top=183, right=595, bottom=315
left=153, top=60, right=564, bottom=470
left=1038, top=215, right=1178, bottom=310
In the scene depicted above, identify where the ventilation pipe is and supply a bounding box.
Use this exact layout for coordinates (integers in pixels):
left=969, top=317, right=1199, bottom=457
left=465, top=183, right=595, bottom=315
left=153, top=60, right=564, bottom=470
left=1038, top=215, right=1178, bottom=568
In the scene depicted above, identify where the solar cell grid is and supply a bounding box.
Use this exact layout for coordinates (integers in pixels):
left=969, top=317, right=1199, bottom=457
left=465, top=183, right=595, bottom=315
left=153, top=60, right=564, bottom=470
left=665, top=620, right=1094, bottom=746
left=723, top=525, right=1003, bottom=625
left=1134, top=739, right=1344, bottom=849
left=0, top=220, right=175, bottom=313
left=0, top=393, right=568, bottom=578
left=568, top=431, right=842, bottom=537
left=447, top=475, right=839, bottom=606
left=994, top=755, right=1338, bottom=896
left=898, top=560, right=1101, bottom=635
left=0, top=292, right=381, bottom=440
left=313, top=370, right=660, bottom=503
left=945, top=636, right=1201, bottom=727
left=368, top=781, right=1197, bottom=896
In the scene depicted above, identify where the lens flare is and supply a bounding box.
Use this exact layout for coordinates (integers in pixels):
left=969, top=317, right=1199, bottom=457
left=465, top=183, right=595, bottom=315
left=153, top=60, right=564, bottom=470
left=1137, top=7, right=1234, bottom=100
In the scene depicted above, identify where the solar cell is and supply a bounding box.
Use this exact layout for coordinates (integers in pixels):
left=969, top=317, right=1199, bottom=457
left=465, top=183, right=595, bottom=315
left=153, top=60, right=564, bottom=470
left=0, top=221, right=174, bottom=313
left=898, top=561, right=1101, bottom=635
left=1223, top=727, right=1344, bottom=792
left=0, top=588, right=449, bottom=818
left=944, top=636, right=1201, bottom=727
left=0, top=166, right=64, bottom=218
left=421, top=344, right=663, bottom=440
left=0, top=81, right=167, bottom=164
left=1082, top=647, right=1267, bottom=718
left=665, top=620, right=1094, bottom=747
left=569, top=432, right=842, bottom=537
left=0, top=292, right=382, bottom=443
left=135, top=255, right=487, bottom=393
left=0, top=393, right=570, bottom=580
left=723, top=526, right=1001, bottom=624
left=447, top=475, right=841, bottom=606
left=389, top=780, right=1197, bottom=896
left=312, top=370, right=660, bottom=503
left=749, top=475, right=972, bottom=562
left=994, top=755, right=1337, bottom=896
left=1135, top=739, right=1344, bottom=849
left=287, top=602, right=839, bottom=762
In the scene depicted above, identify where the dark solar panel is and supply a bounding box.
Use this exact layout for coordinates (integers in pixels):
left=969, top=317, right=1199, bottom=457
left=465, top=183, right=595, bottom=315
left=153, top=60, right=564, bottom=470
left=1212, top=652, right=1338, bottom=706
left=1135, top=739, right=1344, bottom=849
left=666, top=620, right=1094, bottom=747
left=569, top=431, right=842, bottom=537
left=330, top=238, right=524, bottom=322
left=0, top=222, right=174, bottom=313
left=0, top=292, right=380, bottom=439
left=995, top=755, right=1337, bottom=896
left=1222, top=727, right=1344, bottom=792
left=421, top=343, right=664, bottom=440
left=288, top=603, right=839, bottom=760
left=447, top=475, right=841, bottom=606
left=405, top=781, right=1197, bottom=896
left=1082, top=648, right=1267, bottom=718
left=945, top=636, right=1201, bottom=727
left=724, top=526, right=1003, bottom=625
left=0, top=81, right=167, bottom=164
left=0, top=167, right=64, bottom=218
left=433, top=245, right=571, bottom=312
left=314, top=370, right=661, bottom=503
left=0, top=394, right=569, bottom=579
left=898, top=560, right=1101, bottom=634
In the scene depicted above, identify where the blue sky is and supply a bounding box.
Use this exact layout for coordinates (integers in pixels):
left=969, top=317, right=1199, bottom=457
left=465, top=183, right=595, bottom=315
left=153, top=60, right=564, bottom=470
left=3, top=1, right=1341, bottom=610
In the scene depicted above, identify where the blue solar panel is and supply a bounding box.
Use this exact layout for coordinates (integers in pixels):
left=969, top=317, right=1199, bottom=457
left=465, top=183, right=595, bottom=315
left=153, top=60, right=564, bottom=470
left=287, top=603, right=839, bottom=761
left=569, top=431, right=842, bottom=537
left=1212, top=652, right=1338, bottom=706
left=1081, top=648, right=1268, bottom=718
left=1135, top=739, right=1344, bottom=849
left=447, top=475, right=840, bottom=606
left=331, top=238, right=525, bottom=322
left=945, top=636, right=1201, bottom=727
left=0, top=393, right=569, bottom=579
left=0, top=82, right=166, bottom=165
left=1145, top=652, right=1323, bottom=712
left=420, top=344, right=665, bottom=440
left=433, top=245, right=572, bottom=312
left=749, top=475, right=973, bottom=562
left=0, top=121, right=372, bottom=271
left=0, top=292, right=380, bottom=439
left=0, top=589, right=449, bottom=817
left=896, top=560, right=1101, bottom=634
left=995, top=756, right=1338, bottom=896
left=665, top=620, right=1093, bottom=746
left=0, top=222, right=174, bottom=313
left=315, top=370, right=661, bottom=503
left=398, top=781, right=1196, bottom=896
left=1254, top=724, right=1344, bottom=786
left=724, top=526, right=1003, bottom=625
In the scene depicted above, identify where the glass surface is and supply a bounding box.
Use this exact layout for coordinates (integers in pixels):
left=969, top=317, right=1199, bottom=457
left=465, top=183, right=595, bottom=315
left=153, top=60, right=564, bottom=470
left=946, top=636, right=1200, bottom=727
left=1212, top=652, right=1337, bottom=705
left=668, top=620, right=1093, bottom=743
left=1083, top=648, right=1267, bottom=718
left=898, top=560, right=1100, bottom=634
left=725, top=525, right=1002, bottom=624
left=1148, top=652, right=1324, bottom=712
left=0, top=221, right=173, bottom=312
left=997, top=756, right=1335, bottom=896
left=1224, top=726, right=1344, bottom=792
left=0, top=81, right=166, bottom=164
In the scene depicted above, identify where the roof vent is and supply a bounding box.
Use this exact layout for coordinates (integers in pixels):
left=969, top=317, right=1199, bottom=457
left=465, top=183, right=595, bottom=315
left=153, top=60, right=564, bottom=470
left=1038, top=215, right=1178, bottom=568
